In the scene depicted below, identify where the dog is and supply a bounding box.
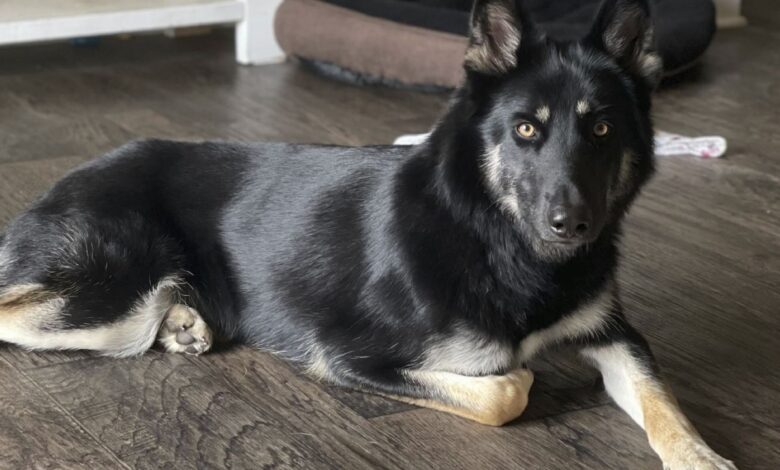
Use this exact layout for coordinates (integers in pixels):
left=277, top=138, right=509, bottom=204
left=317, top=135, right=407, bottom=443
left=0, top=0, right=735, bottom=468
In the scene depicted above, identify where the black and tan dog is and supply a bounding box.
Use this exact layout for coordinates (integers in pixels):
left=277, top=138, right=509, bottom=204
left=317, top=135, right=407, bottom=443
left=0, top=0, right=735, bottom=468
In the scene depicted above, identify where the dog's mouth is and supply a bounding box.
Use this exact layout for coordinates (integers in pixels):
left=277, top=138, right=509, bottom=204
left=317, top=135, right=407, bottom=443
left=539, top=236, right=597, bottom=246
left=539, top=238, right=588, bottom=251
left=532, top=229, right=601, bottom=260
left=542, top=239, right=581, bottom=246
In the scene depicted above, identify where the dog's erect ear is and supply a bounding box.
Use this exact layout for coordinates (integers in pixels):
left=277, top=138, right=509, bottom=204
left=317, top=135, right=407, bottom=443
left=464, top=0, right=532, bottom=75
left=587, top=0, right=663, bottom=87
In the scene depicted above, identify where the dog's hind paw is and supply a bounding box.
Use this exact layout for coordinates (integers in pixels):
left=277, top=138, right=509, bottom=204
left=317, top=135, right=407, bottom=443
left=158, top=304, right=213, bottom=355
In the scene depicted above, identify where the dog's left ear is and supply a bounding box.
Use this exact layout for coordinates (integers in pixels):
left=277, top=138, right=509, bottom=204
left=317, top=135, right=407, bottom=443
left=587, top=0, right=663, bottom=88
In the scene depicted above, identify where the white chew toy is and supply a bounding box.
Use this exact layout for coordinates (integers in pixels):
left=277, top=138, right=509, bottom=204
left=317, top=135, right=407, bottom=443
left=653, top=131, right=727, bottom=158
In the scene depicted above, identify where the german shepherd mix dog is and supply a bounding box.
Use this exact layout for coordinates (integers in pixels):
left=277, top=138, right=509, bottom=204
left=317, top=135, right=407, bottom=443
left=0, top=0, right=735, bottom=468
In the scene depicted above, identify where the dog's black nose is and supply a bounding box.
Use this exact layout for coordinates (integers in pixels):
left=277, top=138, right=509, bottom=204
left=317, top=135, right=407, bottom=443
left=548, top=205, right=592, bottom=240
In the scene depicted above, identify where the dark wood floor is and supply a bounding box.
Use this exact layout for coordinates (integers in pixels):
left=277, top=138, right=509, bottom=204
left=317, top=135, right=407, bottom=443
left=0, top=18, right=778, bottom=470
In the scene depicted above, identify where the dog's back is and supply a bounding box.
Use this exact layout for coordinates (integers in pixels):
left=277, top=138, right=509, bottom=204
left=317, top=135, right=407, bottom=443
left=0, top=138, right=410, bottom=355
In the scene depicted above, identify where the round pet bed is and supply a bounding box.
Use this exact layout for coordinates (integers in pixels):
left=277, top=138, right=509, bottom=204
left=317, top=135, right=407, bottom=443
left=275, top=0, right=716, bottom=89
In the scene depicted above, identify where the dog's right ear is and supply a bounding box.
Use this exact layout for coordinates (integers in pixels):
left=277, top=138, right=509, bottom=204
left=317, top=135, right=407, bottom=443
left=464, top=0, right=533, bottom=75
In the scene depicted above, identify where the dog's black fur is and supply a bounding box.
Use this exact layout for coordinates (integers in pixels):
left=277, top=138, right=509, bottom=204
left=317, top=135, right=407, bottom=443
left=2, top=0, right=662, bottom=419
left=0, top=0, right=660, bottom=383
left=2, top=2, right=741, bottom=465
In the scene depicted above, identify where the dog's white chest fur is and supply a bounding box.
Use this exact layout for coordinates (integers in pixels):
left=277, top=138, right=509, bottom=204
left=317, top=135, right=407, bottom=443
left=419, top=288, right=613, bottom=375
left=420, top=324, right=515, bottom=376
left=517, top=288, right=613, bottom=362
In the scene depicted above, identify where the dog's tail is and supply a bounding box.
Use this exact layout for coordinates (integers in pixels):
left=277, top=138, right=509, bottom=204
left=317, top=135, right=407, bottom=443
left=0, top=283, right=53, bottom=309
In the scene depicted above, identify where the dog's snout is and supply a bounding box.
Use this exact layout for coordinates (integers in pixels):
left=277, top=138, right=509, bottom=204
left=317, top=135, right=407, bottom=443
left=547, top=204, right=592, bottom=240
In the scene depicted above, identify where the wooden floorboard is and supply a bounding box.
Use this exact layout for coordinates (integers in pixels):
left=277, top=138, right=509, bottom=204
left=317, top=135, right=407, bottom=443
left=22, top=352, right=408, bottom=470
left=0, top=20, right=778, bottom=470
left=0, top=356, right=128, bottom=469
left=369, top=404, right=659, bottom=470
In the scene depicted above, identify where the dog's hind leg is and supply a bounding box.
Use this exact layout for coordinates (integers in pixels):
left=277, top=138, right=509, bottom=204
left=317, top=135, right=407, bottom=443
left=0, top=207, right=217, bottom=357
left=0, top=278, right=205, bottom=357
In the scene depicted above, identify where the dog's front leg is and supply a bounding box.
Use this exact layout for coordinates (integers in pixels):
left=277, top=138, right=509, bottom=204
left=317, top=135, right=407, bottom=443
left=580, top=319, right=737, bottom=470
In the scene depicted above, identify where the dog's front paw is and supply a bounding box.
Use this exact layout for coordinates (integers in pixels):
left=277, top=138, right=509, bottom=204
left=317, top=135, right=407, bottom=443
left=470, top=368, right=534, bottom=426
left=662, top=442, right=737, bottom=470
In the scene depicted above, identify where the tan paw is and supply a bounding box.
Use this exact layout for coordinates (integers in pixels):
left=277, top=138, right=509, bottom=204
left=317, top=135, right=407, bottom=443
left=157, top=304, right=212, bottom=355
left=662, top=442, right=738, bottom=470
left=472, top=368, right=534, bottom=426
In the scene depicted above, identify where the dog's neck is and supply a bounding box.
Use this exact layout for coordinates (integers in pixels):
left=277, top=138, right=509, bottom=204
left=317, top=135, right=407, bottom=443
left=424, top=87, right=497, bottom=223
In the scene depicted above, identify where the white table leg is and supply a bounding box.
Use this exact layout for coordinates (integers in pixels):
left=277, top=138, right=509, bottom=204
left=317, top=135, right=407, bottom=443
left=235, top=0, right=284, bottom=65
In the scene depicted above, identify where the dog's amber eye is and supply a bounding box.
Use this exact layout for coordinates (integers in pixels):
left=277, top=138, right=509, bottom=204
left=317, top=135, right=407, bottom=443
left=593, top=122, right=611, bottom=137
left=516, top=122, right=537, bottom=139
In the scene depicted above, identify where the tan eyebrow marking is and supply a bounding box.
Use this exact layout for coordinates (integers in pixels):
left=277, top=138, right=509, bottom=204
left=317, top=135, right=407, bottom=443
left=535, top=105, right=550, bottom=123
left=576, top=100, right=590, bottom=116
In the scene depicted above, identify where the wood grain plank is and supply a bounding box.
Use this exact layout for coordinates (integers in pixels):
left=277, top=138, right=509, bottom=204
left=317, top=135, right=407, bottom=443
left=24, top=350, right=411, bottom=470
left=0, top=356, right=128, bottom=469
left=370, top=403, right=659, bottom=470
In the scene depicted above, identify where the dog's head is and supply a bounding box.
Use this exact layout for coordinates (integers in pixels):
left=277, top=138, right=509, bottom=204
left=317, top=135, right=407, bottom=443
left=459, top=0, right=660, bottom=260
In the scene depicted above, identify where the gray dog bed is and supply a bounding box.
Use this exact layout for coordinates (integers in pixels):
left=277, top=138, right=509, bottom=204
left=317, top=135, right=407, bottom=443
left=275, top=0, right=716, bottom=89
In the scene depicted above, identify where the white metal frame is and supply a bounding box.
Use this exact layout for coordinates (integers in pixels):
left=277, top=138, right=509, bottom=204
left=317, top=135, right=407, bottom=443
left=714, top=0, right=747, bottom=28
left=0, top=0, right=284, bottom=65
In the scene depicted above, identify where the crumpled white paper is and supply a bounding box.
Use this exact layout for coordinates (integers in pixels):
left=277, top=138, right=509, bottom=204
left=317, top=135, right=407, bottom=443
left=653, top=131, right=727, bottom=158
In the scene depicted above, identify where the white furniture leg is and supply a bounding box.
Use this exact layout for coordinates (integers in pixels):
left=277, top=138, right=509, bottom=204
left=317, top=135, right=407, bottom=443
left=236, top=0, right=284, bottom=65
left=714, top=0, right=747, bottom=28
